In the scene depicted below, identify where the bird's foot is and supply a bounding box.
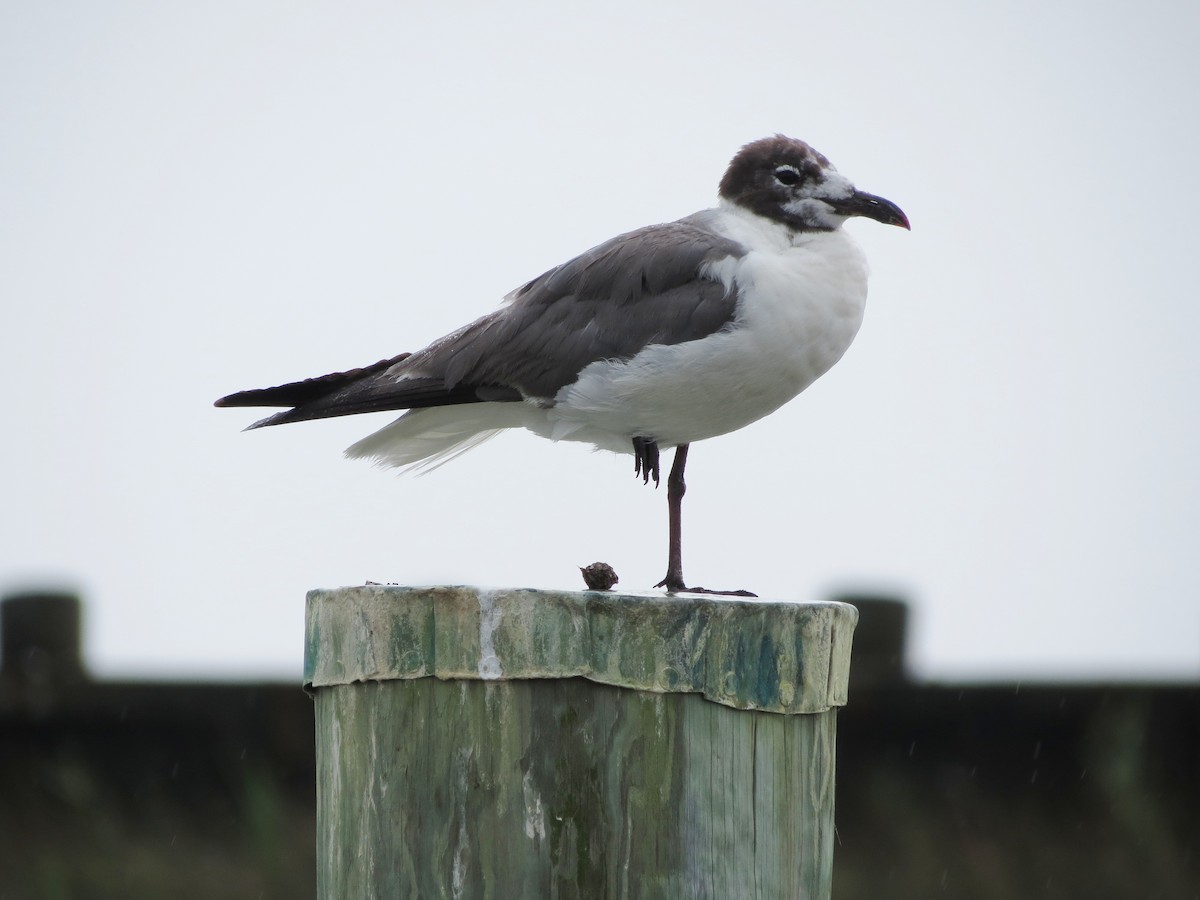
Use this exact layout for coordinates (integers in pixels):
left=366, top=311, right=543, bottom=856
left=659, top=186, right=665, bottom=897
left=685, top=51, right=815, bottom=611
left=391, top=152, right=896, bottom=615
left=654, top=574, right=757, bottom=598
left=632, top=436, right=660, bottom=486
left=654, top=572, right=686, bottom=593
left=687, top=586, right=759, bottom=597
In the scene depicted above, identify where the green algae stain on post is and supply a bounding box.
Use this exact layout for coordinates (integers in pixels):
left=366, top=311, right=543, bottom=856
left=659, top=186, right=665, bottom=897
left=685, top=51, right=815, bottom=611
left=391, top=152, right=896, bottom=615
left=306, top=586, right=858, bottom=899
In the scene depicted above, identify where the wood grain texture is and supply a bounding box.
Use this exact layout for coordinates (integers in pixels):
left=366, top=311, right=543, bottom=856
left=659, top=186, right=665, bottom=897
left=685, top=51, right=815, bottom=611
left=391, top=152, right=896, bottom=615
left=315, top=678, right=837, bottom=899
left=309, top=587, right=852, bottom=899
left=305, top=586, right=857, bottom=714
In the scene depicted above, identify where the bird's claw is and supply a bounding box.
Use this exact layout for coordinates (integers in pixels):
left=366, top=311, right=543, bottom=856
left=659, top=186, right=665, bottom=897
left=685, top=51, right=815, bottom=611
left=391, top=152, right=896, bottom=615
left=632, top=436, right=660, bottom=486
left=655, top=574, right=757, bottom=597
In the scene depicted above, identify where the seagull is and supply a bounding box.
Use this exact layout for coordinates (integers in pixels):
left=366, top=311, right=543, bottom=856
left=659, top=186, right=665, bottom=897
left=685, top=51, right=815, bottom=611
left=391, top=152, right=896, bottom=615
left=216, top=135, right=908, bottom=594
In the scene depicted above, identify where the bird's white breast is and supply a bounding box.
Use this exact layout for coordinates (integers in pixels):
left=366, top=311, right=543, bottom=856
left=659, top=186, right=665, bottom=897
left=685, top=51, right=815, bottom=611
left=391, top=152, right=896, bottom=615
left=542, top=213, right=870, bottom=452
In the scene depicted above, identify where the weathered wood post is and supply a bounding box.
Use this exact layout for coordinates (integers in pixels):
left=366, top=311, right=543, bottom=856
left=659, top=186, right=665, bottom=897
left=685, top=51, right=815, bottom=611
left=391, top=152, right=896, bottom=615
left=305, top=586, right=857, bottom=899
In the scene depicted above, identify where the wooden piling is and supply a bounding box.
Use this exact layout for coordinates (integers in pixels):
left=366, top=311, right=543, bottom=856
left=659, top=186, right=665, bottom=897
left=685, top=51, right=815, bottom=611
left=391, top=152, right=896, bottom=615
left=305, top=586, right=857, bottom=899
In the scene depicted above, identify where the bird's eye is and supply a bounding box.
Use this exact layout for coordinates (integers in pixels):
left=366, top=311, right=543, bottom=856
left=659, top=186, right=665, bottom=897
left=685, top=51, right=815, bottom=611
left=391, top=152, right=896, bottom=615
left=774, top=166, right=802, bottom=186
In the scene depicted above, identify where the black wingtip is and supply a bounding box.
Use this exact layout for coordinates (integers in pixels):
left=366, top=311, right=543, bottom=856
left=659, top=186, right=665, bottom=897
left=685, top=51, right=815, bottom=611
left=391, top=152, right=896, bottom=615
left=213, top=352, right=415, bottom=411
left=243, top=411, right=287, bottom=430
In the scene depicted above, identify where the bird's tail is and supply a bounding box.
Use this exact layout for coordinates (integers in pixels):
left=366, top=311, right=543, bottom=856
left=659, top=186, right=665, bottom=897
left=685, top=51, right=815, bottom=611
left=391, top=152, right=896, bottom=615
left=344, top=403, right=535, bottom=474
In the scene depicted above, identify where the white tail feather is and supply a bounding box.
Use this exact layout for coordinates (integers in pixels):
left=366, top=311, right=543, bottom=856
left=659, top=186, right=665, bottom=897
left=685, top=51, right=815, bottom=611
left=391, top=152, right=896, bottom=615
left=344, top=404, right=534, bottom=474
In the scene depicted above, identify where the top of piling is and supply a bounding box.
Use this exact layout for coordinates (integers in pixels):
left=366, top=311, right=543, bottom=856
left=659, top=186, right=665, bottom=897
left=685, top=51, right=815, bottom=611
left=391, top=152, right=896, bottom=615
left=304, top=585, right=858, bottom=714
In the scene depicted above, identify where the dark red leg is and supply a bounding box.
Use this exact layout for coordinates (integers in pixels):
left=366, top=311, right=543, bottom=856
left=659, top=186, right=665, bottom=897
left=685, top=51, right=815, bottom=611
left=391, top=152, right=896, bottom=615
left=649, top=443, right=757, bottom=597
left=654, top=444, right=689, bottom=592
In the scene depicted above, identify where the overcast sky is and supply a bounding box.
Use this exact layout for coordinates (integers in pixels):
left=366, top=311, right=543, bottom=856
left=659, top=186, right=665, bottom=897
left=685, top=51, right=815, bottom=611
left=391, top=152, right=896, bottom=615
left=3, top=2, right=1197, bottom=682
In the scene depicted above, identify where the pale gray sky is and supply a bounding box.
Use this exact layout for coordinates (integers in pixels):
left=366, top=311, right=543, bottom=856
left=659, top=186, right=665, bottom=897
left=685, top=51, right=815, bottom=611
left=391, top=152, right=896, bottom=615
left=3, top=2, right=1197, bottom=681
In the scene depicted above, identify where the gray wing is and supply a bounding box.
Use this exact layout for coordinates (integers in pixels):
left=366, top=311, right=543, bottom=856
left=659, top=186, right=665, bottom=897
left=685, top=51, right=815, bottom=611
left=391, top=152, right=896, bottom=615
left=215, top=215, right=745, bottom=428
left=425, top=217, right=745, bottom=398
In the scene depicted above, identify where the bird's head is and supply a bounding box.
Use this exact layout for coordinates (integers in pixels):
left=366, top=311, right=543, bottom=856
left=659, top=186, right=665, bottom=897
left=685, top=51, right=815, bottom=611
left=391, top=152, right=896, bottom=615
left=719, top=134, right=910, bottom=233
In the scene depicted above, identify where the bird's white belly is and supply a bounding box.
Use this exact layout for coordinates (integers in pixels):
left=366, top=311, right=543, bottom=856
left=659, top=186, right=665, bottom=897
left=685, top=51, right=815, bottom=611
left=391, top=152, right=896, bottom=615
left=542, top=230, right=869, bottom=452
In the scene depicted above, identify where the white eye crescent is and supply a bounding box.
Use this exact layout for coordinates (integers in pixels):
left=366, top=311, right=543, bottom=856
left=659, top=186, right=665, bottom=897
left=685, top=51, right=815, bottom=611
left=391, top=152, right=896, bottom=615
left=774, top=165, right=802, bottom=186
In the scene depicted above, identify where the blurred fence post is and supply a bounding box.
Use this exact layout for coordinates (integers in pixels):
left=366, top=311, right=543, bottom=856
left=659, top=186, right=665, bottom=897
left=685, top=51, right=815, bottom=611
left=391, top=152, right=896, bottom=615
left=305, top=586, right=858, bottom=899
left=1, top=591, right=86, bottom=685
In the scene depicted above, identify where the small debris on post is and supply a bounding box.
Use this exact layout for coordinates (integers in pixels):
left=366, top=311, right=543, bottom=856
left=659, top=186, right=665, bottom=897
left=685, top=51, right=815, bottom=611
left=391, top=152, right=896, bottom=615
left=580, top=562, right=619, bottom=591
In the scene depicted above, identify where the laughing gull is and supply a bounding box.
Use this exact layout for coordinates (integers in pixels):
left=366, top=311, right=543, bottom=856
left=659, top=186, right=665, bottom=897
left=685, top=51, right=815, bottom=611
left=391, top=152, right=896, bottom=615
left=216, top=135, right=908, bottom=594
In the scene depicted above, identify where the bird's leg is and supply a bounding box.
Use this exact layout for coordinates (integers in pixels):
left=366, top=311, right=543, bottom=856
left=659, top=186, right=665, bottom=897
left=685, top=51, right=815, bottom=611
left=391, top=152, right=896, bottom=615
left=632, top=436, right=660, bottom=486
left=654, top=444, right=689, bottom=592
left=629, top=436, right=686, bottom=590
left=653, top=443, right=758, bottom=597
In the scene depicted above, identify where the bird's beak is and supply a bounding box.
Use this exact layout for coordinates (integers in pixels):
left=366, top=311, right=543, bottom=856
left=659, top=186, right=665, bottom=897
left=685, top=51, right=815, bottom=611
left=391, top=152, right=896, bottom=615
left=830, top=190, right=910, bottom=230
